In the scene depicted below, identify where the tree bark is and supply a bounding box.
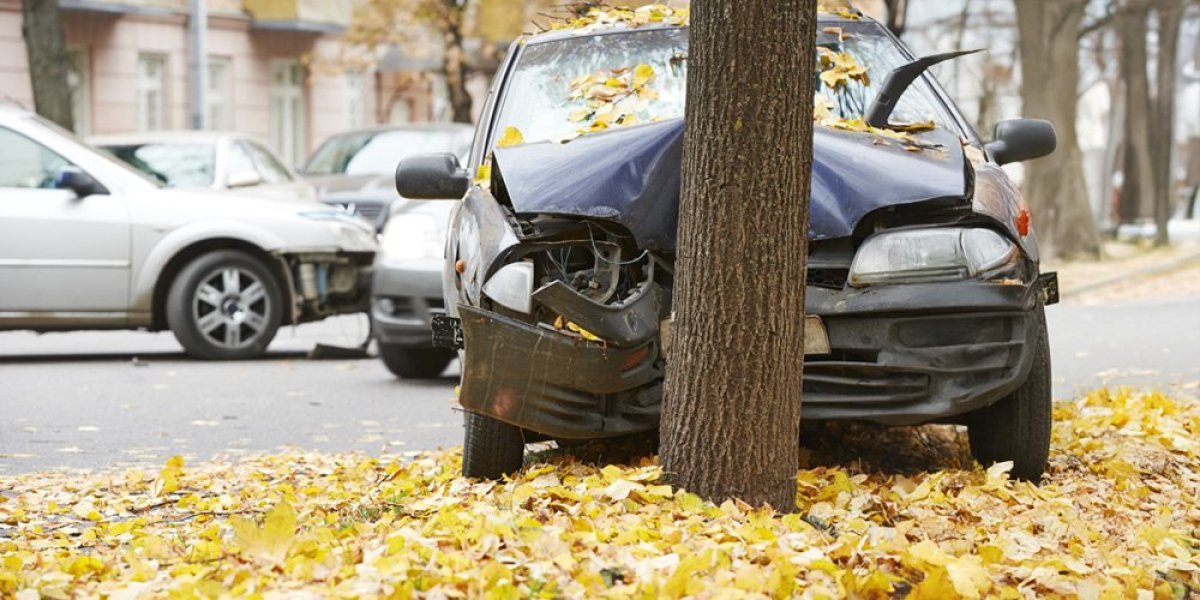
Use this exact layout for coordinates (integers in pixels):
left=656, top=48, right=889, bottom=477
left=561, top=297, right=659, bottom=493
left=1150, top=0, right=1183, bottom=246
left=1013, top=0, right=1100, bottom=259
left=20, top=0, right=74, bottom=131
left=660, top=0, right=815, bottom=510
left=1117, top=0, right=1155, bottom=226
left=442, top=0, right=473, bottom=123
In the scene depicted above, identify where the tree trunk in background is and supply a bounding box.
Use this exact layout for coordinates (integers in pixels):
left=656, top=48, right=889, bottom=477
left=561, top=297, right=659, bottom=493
left=1117, top=1, right=1154, bottom=226
left=20, top=0, right=74, bottom=131
left=1014, top=0, right=1100, bottom=259
left=1151, top=0, right=1183, bottom=246
left=883, top=0, right=908, bottom=36
left=660, top=0, right=815, bottom=509
left=442, top=0, right=473, bottom=123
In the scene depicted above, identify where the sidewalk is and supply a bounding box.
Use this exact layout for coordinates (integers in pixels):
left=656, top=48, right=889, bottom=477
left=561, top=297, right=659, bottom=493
left=1047, top=241, right=1200, bottom=303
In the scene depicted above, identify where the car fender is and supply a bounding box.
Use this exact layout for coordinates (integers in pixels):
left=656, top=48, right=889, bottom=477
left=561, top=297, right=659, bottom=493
left=129, top=219, right=302, bottom=314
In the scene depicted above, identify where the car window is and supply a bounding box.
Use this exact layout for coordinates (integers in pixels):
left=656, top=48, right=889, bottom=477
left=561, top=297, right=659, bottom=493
left=303, top=130, right=472, bottom=176
left=243, top=141, right=292, bottom=183
left=104, top=143, right=215, bottom=187
left=0, top=127, right=71, bottom=189
left=226, top=140, right=258, bottom=179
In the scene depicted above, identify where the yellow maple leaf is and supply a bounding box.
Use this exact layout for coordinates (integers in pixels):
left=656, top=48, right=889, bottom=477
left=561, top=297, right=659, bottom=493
left=496, top=126, right=525, bottom=148
left=946, top=555, right=992, bottom=599
left=230, top=502, right=297, bottom=565
left=633, top=63, right=655, bottom=88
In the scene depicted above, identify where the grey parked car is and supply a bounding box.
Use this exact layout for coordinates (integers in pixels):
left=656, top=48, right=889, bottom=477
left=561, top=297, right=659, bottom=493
left=301, top=124, right=473, bottom=230
left=0, top=105, right=377, bottom=359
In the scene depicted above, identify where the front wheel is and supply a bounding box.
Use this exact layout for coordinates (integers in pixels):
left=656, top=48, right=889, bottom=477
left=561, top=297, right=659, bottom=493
left=462, top=412, right=525, bottom=479
left=967, top=304, right=1052, bottom=482
left=166, top=250, right=283, bottom=360
left=378, top=344, right=454, bottom=379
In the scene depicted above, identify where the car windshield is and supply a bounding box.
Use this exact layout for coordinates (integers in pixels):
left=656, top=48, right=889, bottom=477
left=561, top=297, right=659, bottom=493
left=493, top=23, right=956, bottom=148
left=303, top=129, right=472, bottom=176
left=103, top=143, right=216, bottom=187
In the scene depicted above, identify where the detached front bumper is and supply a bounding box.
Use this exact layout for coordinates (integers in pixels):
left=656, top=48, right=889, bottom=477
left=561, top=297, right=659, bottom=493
left=451, top=277, right=1052, bottom=438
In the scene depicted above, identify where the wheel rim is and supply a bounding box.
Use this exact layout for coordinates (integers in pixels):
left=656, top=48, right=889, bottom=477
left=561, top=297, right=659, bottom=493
left=192, top=267, right=270, bottom=350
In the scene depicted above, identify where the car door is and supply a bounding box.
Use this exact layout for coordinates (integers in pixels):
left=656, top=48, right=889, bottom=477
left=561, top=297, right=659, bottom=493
left=0, top=126, right=132, bottom=314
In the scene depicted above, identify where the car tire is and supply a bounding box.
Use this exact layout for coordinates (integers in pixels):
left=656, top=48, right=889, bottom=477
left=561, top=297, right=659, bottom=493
left=378, top=344, right=454, bottom=379
left=166, top=250, right=283, bottom=360
left=967, top=303, right=1052, bottom=482
left=462, top=412, right=525, bottom=479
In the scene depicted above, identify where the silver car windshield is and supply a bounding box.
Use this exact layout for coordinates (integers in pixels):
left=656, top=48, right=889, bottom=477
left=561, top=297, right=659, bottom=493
left=493, top=24, right=956, bottom=148
left=103, top=143, right=216, bottom=188
left=304, top=130, right=472, bottom=177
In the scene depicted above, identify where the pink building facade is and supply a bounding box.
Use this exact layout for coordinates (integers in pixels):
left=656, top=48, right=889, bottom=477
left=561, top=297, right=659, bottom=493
left=0, top=0, right=443, bottom=167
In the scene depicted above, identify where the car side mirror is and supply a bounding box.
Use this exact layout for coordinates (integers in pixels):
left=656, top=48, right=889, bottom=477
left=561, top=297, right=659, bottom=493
left=55, top=166, right=107, bottom=198
left=395, top=153, right=469, bottom=200
left=985, top=118, right=1057, bottom=166
left=227, top=170, right=263, bottom=189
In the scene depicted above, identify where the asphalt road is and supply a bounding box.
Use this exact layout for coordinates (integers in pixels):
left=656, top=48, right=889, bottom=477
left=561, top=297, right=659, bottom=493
left=2, top=295, right=1197, bottom=475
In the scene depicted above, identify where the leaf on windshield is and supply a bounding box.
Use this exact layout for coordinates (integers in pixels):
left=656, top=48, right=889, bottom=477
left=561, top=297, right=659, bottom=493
left=818, top=1, right=862, bottom=19
left=551, top=4, right=689, bottom=33
left=559, top=64, right=659, bottom=142
left=496, top=126, right=525, bottom=148
left=818, top=48, right=870, bottom=90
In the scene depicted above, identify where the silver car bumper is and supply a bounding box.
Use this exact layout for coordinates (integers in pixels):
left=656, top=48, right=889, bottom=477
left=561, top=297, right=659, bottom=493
left=370, top=257, right=445, bottom=347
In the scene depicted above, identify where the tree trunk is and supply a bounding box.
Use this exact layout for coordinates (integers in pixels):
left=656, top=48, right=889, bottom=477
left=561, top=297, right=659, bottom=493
left=660, top=0, right=815, bottom=510
left=1150, top=0, right=1183, bottom=246
left=1117, top=1, right=1155, bottom=226
left=883, top=0, right=908, bottom=36
left=442, top=1, right=473, bottom=124
left=1013, top=0, right=1100, bottom=259
left=20, top=0, right=74, bottom=131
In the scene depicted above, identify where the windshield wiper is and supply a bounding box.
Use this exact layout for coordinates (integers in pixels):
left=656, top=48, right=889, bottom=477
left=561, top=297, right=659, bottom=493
left=865, top=49, right=982, bottom=129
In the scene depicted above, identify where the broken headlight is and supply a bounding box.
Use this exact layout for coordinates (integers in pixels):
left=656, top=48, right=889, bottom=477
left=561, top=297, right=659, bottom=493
left=848, top=227, right=1018, bottom=286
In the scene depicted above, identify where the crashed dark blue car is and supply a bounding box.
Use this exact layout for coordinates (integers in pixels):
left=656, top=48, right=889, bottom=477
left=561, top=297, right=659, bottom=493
left=396, top=11, right=1060, bottom=481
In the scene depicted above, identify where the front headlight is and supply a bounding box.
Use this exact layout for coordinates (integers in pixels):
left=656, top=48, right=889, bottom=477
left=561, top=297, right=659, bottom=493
left=849, top=227, right=1018, bottom=286
left=380, top=213, right=443, bottom=260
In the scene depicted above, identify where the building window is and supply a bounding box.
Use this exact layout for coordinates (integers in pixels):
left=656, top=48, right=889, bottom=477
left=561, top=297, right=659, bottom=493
left=137, top=53, right=168, bottom=131
left=66, top=47, right=90, bottom=135
left=269, top=60, right=305, bottom=167
left=346, top=71, right=366, bottom=129
left=207, top=56, right=232, bottom=130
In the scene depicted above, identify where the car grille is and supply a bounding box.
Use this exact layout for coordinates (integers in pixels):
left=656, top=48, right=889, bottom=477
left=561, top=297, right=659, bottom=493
left=806, top=268, right=848, bottom=289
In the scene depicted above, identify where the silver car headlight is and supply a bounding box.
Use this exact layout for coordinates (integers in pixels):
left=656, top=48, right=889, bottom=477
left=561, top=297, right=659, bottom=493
left=849, top=227, right=1018, bottom=286
left=380, top=214, right=443, bottom=260
left=482, top=261, right=534, bottom=314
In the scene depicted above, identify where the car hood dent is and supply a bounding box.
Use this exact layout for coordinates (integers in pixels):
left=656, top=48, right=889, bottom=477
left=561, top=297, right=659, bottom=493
left=492, top=117, right=970, bottom=250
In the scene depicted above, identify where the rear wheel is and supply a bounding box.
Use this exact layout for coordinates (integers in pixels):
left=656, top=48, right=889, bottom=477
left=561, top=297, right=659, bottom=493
left=462, top=412, right=525, bottom=479
left=378, top=344, right=454, bottom=379
left=967, top=304, right=1052, bottom=482
left=166, top=250, right=283, bottom=360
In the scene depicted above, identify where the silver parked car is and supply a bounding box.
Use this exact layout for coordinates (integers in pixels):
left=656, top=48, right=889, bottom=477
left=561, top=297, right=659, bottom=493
left=0, top=105, right=377, bottom=360
left=301, top=124, right=473, bottom=230
left=90, top=131, right=319, bottom=204
left=372, top=200, right=457, bottom=378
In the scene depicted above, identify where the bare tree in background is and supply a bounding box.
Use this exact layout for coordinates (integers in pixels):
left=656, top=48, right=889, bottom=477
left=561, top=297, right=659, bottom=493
left=660, top=0, right=816, bottom=509
left=1014, top=0, right=1101, bottom=259
left=1116, top=0, right=1156, bottom=228
left=882, top=0, right=909, bottom=36
left=1151, top=0, right=1185, bottom=246
left=20, top=0, right=73, bottom=130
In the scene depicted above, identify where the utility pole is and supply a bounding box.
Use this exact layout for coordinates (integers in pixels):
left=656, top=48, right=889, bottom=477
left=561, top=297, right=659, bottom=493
left=188, top=0, right=208, bottom=129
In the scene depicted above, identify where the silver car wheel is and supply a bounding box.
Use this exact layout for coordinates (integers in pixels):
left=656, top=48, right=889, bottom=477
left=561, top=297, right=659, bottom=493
left=192, top=267, right=270, bottom=350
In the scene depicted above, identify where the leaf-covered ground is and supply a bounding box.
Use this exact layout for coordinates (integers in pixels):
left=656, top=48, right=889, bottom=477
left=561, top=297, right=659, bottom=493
left=2, top=388, right=1197, bottom=598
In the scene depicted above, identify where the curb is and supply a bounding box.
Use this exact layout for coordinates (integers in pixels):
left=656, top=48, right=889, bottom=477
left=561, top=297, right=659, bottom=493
left=1058, top=248, right=1200, bottom=299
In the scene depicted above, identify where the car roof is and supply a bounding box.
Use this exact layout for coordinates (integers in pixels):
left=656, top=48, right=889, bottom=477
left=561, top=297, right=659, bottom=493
left=322, top=123, right=475, bottom=140
left=88, top=130, right=252, bottom=146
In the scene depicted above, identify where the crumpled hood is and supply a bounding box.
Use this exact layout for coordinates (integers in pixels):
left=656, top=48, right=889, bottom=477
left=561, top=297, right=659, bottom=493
left=493, top=117, right=969, bottom=251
